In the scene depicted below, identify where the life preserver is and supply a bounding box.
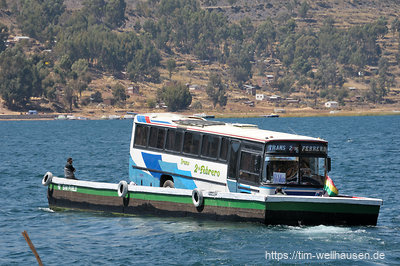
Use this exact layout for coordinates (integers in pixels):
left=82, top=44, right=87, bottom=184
left=117, top=180, right=128, bottom=197
left=192, top=188, right=204, bottom=208
left=42, top=172, right=53, bottom=186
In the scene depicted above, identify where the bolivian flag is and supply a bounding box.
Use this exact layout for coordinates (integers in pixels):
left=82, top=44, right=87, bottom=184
left=324, top=176, right=338, bottom=196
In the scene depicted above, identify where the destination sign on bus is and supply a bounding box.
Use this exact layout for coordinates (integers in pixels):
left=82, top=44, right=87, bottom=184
left=266, top=142, right=327, bottom=155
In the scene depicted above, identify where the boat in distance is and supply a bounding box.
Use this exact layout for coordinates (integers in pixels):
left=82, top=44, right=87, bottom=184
left=42, top=113, right=382, bottom=226
left=261, top=113, right=280, bottom=118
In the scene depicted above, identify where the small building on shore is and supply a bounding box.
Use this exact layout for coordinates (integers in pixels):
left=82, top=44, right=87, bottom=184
left=325, top=101, right=339, bottom=108
left=255, top=94, right=265, bottom=101
left=243, top=85, right=256, bottom=96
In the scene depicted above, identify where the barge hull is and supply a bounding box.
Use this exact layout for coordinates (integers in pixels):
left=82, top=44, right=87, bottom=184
left=46, top=177, right=382, bottom=226
left=47, top=183, right=266, bottom=223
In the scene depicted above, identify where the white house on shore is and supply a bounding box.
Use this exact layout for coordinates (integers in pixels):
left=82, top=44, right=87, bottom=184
left=255, top=94, right=265, bottom=101
left=325, top=101, right=339, bottom=108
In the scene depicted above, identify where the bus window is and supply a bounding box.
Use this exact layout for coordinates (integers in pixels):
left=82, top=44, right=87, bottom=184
left=299, top=157, right=325, bottom=185
left=149, top=127, right=166, bottom=149
left=201, top=135, right=219, bottom=159
left=183, top=132, right=201, bottom=155
left=264, top=157, right=298, bottom=184
left=228, top=140, right=240, bottom=179
left=134, top=124, right=148, bottom=147
left=165, top=129, right=183, bottom=152
left=219, top=137, right=228, bottom=161
left=239, top=151, right=261, bottom=184
left=264, top=156, right=325, bottom=186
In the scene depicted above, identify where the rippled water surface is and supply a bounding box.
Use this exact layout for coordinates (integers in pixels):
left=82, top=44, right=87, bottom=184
left=0, top=116, right=399, bottom=265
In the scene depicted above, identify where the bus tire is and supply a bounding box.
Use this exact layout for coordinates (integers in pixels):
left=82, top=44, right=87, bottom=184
left=163, top=180, right=175, bottom=188
left=42, top=172, right=53, bottom=186
left=118, top=180, right=128, bottom=197
left=192, top=188, right=204, bottom=208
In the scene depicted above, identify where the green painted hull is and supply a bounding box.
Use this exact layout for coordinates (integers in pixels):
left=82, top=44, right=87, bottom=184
left=45, top=177, right=382, bottom=226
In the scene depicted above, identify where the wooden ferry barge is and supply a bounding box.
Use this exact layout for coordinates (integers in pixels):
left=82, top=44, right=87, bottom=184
left=42, top=114, right=382, bottom=226
left=43, top=175, right=382, bottom=226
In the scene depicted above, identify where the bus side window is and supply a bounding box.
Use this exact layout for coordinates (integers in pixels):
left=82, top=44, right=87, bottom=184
left=219, top=137, right=228, bottom=161
left=201, top=135, right=219, bottom=159
left=183, top=132, right=200, bottom=155
left=174, top=131, right=183, bottom=151
left=166, top=129, right=183, bottom=152
left=134, top=124, right=148, bottom=147
left=149, top=127, right=166, bottom=150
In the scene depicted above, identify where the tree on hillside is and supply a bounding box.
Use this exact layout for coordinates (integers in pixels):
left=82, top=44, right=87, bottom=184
left=17, top=0, right=65, bottom=42
left=71, top=59, right=91, bottom=98
left=0, top=47, right=42, bottom=109
left=112, top=83, right=127, bottom=104
left=365, top=78, right=386, bottom=104
left=63, top=85, right=75, bottom=111
left=166, top=59, right=176, bottom=79
left=253, top=18, right=276, bottom=55
left=276, top=76, right=294, bottom=94
left=0, top=0, right=8, bottom=10
left=206, top=74, right=227, bottom=108
left=316, top=56, right=344, bottom=90
left=298, top=1, right=310, bottom=18
left=391, top=18, right=400, bottom=36
left=0, top=23, right=8, bottom=53
left=104, top=0, right=126, bottom=28
left=91, top=91, right=103, bottom=103
left=227, top=44, right=254, bottom=83
left=83, top=0, right=105, bottom=25
left=157, top=81, right=192, bottom=112
left=185, top=60, right=195, bottom=72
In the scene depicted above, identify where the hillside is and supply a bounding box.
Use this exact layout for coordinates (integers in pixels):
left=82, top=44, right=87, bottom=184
left=1, top=0, right=400, bottom=118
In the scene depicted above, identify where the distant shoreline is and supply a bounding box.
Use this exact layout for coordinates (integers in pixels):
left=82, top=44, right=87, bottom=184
left=1, top=109, right=400, bottom=121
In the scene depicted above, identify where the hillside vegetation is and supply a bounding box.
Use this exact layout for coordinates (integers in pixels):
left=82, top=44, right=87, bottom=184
left=0, top=0, right=400, bottom=116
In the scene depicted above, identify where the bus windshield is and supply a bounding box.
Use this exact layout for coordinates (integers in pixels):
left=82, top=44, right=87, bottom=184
left=262, top=156, right=326, bottom=186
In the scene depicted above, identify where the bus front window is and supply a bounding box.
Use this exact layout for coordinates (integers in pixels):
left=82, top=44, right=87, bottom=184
left=299, top=157, right=325, bottom=186
left=263, top=157, right=299, bottom=184
left=263, top=156, right=325, bottom=186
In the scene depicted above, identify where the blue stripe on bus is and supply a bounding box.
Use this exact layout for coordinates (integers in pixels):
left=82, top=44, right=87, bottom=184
left=142, top=153, right=162, bottom=179
left=150, top=120, right=171, bottom=124
left=136, top=115, right=147, bottom=123
left=159, top=161, right=196, bottom=189
left=238, top=184, right=252, bottom=194
left=227, top=179, right=237, bottom=193
left=129, top=156, right=159, bottom=186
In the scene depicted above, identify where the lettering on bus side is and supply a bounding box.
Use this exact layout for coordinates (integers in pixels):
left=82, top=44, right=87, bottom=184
left=180, top=158, right=189, bottom=166
left=194, top=164, right=221, bottom=177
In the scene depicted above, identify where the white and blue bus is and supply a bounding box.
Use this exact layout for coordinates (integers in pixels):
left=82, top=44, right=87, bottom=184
left=129, top=113, right=330, bottom=196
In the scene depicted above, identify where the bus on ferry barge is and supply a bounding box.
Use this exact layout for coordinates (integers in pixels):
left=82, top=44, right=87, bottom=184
left=129, top=113, right=331, bottom=196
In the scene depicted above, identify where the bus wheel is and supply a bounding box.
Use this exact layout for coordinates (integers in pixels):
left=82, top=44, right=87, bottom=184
left=192, top=188, right=204, bottom=208
left=163, top=180, right=175, bottom=188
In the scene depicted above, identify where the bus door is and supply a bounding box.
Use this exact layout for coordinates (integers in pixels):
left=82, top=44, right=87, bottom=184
left=237, top=142, right=263, bottom=193
left=227, top=140, right=240, bottom=192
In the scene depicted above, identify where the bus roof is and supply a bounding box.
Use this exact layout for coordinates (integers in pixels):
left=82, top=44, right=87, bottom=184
left=135, top=113, right=326, bottom=144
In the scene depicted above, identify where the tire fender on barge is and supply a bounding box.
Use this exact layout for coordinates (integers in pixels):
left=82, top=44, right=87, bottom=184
left=42, top=172, right=53, bottom=186
left=192, top=188, right=204, bottom=208
left=117, top=180, right=128, bottom=197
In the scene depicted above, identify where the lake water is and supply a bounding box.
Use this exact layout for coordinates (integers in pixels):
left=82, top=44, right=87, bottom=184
left=0, top=115, right=399, bottom=265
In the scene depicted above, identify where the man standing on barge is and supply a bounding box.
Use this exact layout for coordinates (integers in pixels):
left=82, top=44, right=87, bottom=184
left=64, top=157, right=77, bottom=179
